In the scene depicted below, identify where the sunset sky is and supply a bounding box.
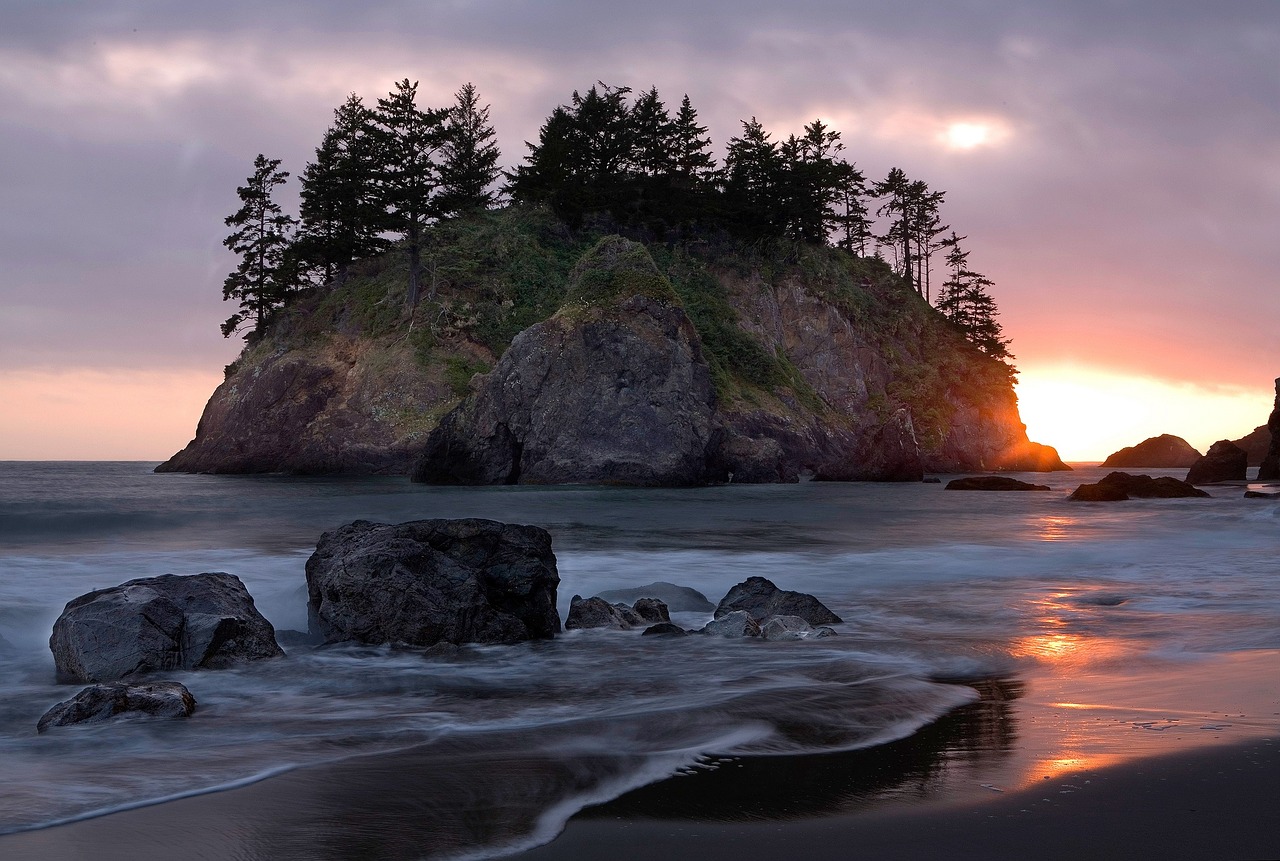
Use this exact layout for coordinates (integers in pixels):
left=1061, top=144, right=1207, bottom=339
left=1, top=1, right=1276, bottom=462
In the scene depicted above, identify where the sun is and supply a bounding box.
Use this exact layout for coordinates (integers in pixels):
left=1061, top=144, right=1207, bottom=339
left=945, top=122, right=991, bottom=149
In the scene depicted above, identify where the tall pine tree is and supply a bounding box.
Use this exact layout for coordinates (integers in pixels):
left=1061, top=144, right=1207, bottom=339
left=436, top=82, right=501, bottom=218
left=221, top=154, right=297, bottom=337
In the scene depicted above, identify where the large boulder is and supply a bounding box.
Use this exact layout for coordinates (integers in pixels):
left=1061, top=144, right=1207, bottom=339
left=306, top=519, right=560, bottom=646
left=1101, top=434, right=1202, bottom=468
left=594, top=581, right=714, bottom=613
left=37, top=681, right=196, bottom=733
left=50, top=573, right=283, bottom=683
left=1070, top=472, right=1210, bottom=501
left=1186, top=440, right=1248, bottom=485
left=713, top=576, right=842, bottom=626
left=1257, top=378, right=1280, bottom=480
left=945, top=476, right=1050, bottom=491
left=413, top=238, right=717, bottom=487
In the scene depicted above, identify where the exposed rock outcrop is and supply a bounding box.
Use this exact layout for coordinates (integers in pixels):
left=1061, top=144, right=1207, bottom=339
left=37, top=681, right=196, bottom=733
left=1101, top=435, right=1202, bottom=469
left=1070, top=472, right=1210, bottom=501
left=593, top=582, right=714, bottom=613
left=305, top=519, right=561, bottom=646
left=50, top=573, right=283, bottom=683
left=713, top=576, right=841, bottom=626
left=945, top=476, right=1050, bottom=491
left=1187, top=440, right=1248, bottom=485
left=1257, top=379, right=1280, bottom=480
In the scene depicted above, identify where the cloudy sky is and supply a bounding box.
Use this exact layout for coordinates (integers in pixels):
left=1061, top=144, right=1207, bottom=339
left=1, top=1, right=1277, bottom=460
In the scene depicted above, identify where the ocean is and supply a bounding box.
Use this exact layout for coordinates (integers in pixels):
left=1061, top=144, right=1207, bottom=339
left=1, top=461, right=1277, bottom=857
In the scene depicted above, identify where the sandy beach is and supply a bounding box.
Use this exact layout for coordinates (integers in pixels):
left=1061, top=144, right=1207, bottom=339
left=4, top=649, right=1276, bottom=861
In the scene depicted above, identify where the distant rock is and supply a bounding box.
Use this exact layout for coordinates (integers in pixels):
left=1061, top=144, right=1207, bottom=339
left=593, top=582, right=715, bottom=613
left=1257, top=379, right=1280, bottom=481
left=305, top=519, right=561, bottom=647
left=945, top=476, right=1050, bottom=491
left=1070, top=472, right=1210, bottom=501
left=699, top=610, right=761, bottom=638
left=1186, top=440, right=1248, bottom=485
left=1101, top=435, right=1201, bottom=469
left=1231, top=426, right=1271, bottom=466
left=565, top=595, right=643, bottom=630
left=640, top=622, right=689, bottom=637
left=50, top=573, right=283, bottom=683
left=1244, top=490, right=1280, bottom=500
left=37, top=681, right=196, bottom=733
left=713, top=576, right=841, bottom=626
left=995, top=440, right=1072, bottom=472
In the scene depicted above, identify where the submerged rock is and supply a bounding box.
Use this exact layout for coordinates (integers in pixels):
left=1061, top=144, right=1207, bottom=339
left=1244, top=490, right=1280, bottom=499
left=50, top=573, right=283, bottom=683
left=1101, top=435, right=1201, bottom=469
left=640, top=622, right=689, bottom=637
left=944, top=476, right=1050, bottom=491
left=593, top=582, right=715, bottom=613
left=37, top=681, right=196, bottom=733
left=713, top=576, right=842, bottom=626
left=1186, top=440, right=1248, bottom=485
left=306, top=519, right=561, bottom=647
left=699, top=610, right=761, bottom=638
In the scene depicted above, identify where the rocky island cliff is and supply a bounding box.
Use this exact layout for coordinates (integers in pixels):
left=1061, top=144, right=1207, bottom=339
left=159, top=208, right=1065, bottom=483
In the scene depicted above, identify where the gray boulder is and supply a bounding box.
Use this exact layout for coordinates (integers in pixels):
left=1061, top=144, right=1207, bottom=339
left=1186, top=440, right=1248, bottom=485
left=50, top=573, right=283, bottom=683
left=565, top=595, right=642, bottom=630
left=699, top=610, right=761, bottom=638
left=714, top=576, right=842, bottom=626
left=306, top=519, right=560, bottom=647
left=37, top=681, right=196, bottom=733
left=759, top=615, right=812, bottom=641
left=593, top=581, right=715, bottom=613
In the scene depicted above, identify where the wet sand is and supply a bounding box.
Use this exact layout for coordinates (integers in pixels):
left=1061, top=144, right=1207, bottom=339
left=3, top=651, right=1277, bottom=861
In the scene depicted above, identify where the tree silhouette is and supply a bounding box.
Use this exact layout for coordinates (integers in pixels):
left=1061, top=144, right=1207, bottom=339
left=221, top=154, right=297, bottom=338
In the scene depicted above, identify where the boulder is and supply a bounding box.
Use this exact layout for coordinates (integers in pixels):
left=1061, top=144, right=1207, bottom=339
left=994, top=440, right=1072, bottom=472
left=1186, top=440, right=1248, bottom=485
left=1258, top=379, right=1280, bottom=481
left=631, top=598, right=670, bottom=624
left=50, top=573, right=283, bottom=683
left=944, top=476, right=1050, bottom=491
left=759, top=615, right=812, bottom=641
left=713, top=576, right=842, bottom=626
left=699, top=610, right=761, bottom=638
left=1069, top=482, right=1130, bottom=502
left=305, top=519, right=560, bottom=647
left=1071, top=472, right=1209, bottom=501
left=640, top=622, right=689, bottom=637
left=413, top=238, right=717, bottom=487
left=1101, top=435, right=1202, bottom=469
left=565, top=595, right=643, bottom=630
left=1244, top=490, right=1280, bottom=500
left=37, top=681, right=196, bottom=733
left=593, top=582, right=715, bottom=613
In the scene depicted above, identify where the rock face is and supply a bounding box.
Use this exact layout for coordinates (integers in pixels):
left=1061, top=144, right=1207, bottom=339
left=1231, top=426, right=1271, bottom=466
left=945, top=476, right=1050, bottom=491
left=1070, top=472, right=1210, bottom=501
left=305, top=519, right=561, bottom=646
left=50, top=573, right=283, bottom=683
left=713, top=577, right=841, bottom=626
left=1187, top=440, right=1249, bottom=485
left=594, top=582, right=715, bottom=613
left=1257, top=379, right=1280, bottom=480
left=37, top=681, right=196, bottom=733
left=1101, top=435, right=1202, bottom=469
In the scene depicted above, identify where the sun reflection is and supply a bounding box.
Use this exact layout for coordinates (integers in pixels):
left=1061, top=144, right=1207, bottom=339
left=1035, top=514, right=1078, bottom=542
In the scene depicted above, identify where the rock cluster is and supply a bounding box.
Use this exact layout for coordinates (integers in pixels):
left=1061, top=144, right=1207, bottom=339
left=1070, top=472, right=1210, bottom=501
left=38, top=682, right=196, bottom=733
left=1101, top=435, right=1201, bottom=469
left=49, top=573, right=283, bottom=683
left=1186, top=440, right=1248, bottom=485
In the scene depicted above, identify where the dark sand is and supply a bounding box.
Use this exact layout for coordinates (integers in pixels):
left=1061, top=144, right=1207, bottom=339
left=3, top=651, right=1277, bottom=861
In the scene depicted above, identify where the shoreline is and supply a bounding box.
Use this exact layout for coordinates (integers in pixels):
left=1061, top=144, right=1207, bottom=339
left=2, top=650, right=1276, bottom=860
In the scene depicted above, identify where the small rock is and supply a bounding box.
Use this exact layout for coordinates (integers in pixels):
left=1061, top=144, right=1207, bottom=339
left=565, top=596, right=640, bottom=630
left=699, top=610, right=761, bottom=638
left=640, top=623, right=689, bottom=637
left=921, top=477, right=942, bottom=484
left=631, top=597, right=670, bottom=624
left=37, top=681, right=196, bottom=733
left=945, top=476, right=1050, bottom=491
left=1244, top=490, right=1280, bottom=499
left=594, top=582, right=714, bottom=613
left=759, top=615, right=811, bottom=641
left=713, top=576, right=841, bottom=626
left=813, top=626, right=838, bottom=638
left=1186, top=440, right=1248, bottom=485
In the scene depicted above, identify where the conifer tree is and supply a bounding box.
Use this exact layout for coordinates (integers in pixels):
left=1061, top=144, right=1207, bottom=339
left=436, top=82, right=501, bottom=217
left=629, top=86, right=675, bottom=177
left=670, top=95, right=717, bottom=187
left=936, top=232, right=1013, bottom=362
left=724, top=117, right=784, bottom=239
left=221, top=154, right=297, bottom=337
left=874, top=167, right=913, bottom=285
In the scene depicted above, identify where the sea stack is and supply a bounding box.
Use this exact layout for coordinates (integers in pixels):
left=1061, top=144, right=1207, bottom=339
left=1101, top=434, right=1201, bottom=468
left=1257, top=378, right=1280, bottom=480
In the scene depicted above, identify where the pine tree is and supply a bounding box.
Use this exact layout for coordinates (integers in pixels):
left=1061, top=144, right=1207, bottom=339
left=724, top=117, right=784, bottom=239
left=436, top=82, right=501, bottom=218
left=221, top=154, right=297, bottom=338
left=629, top=86, right=674, bottom=177
left=873, top=167, right=913, bottom=285
left=936, top=232, right=1013, bottom=362
left=670, top=95, right=717, bottom=186
left=834, top=160, right=872, bottom=255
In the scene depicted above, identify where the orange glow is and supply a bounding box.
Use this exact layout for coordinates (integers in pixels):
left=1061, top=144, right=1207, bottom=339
left=1016, top=363, right=1271, bottom=462
left=0, top=368, right=221, bottom=460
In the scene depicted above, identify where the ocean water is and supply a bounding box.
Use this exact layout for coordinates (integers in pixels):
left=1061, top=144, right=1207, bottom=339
left=1, top=461, right=1278, bottom=856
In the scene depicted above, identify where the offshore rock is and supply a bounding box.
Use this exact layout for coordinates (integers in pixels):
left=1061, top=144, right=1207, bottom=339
left=1232, top=426, right=1272, bottom=466
left=1069, top=482, right=1130, bottom=502
left=1186, top=440, right=1248, bottom=485
left=37, top=681, right=196, bottom=733
left=306, top=519, right=560, bottom=646
left=564, top=596, right=643, bottom=630
left=631, top=597, right=670, bottom=624
left=1244, top=490, right=1280, bottom=499
left=593, top=582, right=715, bottom=613
left=759, top=615, right=812, bottom=641
left=640, top=622, right=689, bottom=637
left=1101, top=435, right=1202, bottom=469
left=1257, top=378, right=1280, bottom=480
left=945, top=476, right=1051, bottom=491
left=1070, top=472, right=1210, bottom=501
left=699, top=610, right=761, bottom=638
left=50, top=573, right=283, bottom=683
left=714, top=576, right=842, bottom=626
